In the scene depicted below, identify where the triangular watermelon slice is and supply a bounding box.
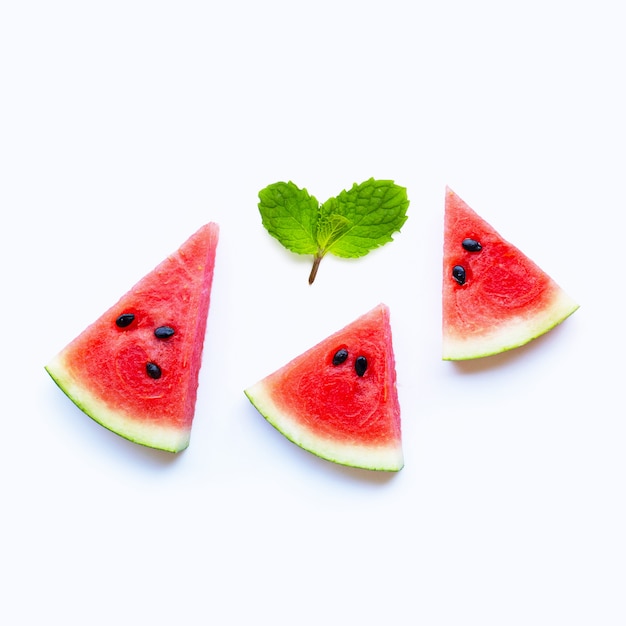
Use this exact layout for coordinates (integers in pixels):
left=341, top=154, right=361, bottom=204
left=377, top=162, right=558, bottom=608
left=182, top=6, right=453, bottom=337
left=244, top=304, right=403, bottom=471
left=45, top=223, right=219, bottom=452
left=443, top=188, right=578, bottom=360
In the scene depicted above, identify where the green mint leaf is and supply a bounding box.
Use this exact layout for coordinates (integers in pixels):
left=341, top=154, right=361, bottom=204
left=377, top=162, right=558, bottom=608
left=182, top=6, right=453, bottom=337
left=322, top=178, right=409, bottom=258
left=315, top=211, right=351, bottom=251
left=257, top=178, right=409, bottom=284
left=257, top=181, right=319, bottom=255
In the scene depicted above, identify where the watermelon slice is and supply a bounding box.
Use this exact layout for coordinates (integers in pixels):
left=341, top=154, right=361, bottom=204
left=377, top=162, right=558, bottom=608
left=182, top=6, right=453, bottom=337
left=45, top=223, right=219, bottom=453
left=443, top=187, right=578, bottom=360
left=244, top=304, right=403, bottom=471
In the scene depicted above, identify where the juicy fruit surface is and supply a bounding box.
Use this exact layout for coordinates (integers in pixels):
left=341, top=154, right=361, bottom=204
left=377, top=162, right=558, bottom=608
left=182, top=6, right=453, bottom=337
left=45, top=223, right=219, bottom=452
left=443, top=188, right=578, bottom=360
left=245, top=304, right=403, bottom=471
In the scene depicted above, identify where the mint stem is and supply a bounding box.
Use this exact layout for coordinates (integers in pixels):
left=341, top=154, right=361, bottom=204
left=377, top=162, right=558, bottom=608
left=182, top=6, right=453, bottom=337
left=308, top=254, right=323, bottom=284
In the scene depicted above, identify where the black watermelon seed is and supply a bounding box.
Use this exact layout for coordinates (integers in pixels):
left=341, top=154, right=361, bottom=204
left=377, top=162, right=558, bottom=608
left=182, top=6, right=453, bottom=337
left=332, top=348, right=349, bottom=366
left=355, top=356, right=368, bottom=377
left=154, top=326, right=175, bottom=339
left=115, top=313, right=135, bottom=328
left=146, top=362, right=162, bottom=379
left=462, top=238, right=482, bottom=252
left=452, top=265, right=466, bottom=285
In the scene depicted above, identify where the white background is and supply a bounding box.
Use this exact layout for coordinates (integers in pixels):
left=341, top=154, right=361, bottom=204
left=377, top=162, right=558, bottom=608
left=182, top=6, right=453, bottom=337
left=1, top=2, right=624, bottom=624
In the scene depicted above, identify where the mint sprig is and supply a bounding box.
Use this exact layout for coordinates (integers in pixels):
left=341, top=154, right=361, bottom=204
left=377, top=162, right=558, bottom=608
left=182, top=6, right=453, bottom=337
left=258, top=178, right=409, bottom=284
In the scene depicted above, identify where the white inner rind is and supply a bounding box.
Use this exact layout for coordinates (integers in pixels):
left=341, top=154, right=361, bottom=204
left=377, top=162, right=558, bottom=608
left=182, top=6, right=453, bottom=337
left=443, top=289, right=579, bottom=360
left=45, top=353, right=191, bottom=453
left=244, top=382, right=404, bottom=472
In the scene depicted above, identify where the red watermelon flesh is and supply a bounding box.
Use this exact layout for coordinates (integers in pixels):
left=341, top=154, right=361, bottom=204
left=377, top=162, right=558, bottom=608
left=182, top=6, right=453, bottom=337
left=45, top=223, right=219, bottom=452
left=443, top=188, right=578, bottom=360
left=244, top=304, right=403, bottom=471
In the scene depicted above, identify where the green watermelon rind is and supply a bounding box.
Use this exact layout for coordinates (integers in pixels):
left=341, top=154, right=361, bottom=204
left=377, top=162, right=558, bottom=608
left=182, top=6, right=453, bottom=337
left=442, top=288, right=579, bottom=361
left=244, top=382, right=404, bottom=472
left=46, top=353, right=191, bottom=453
